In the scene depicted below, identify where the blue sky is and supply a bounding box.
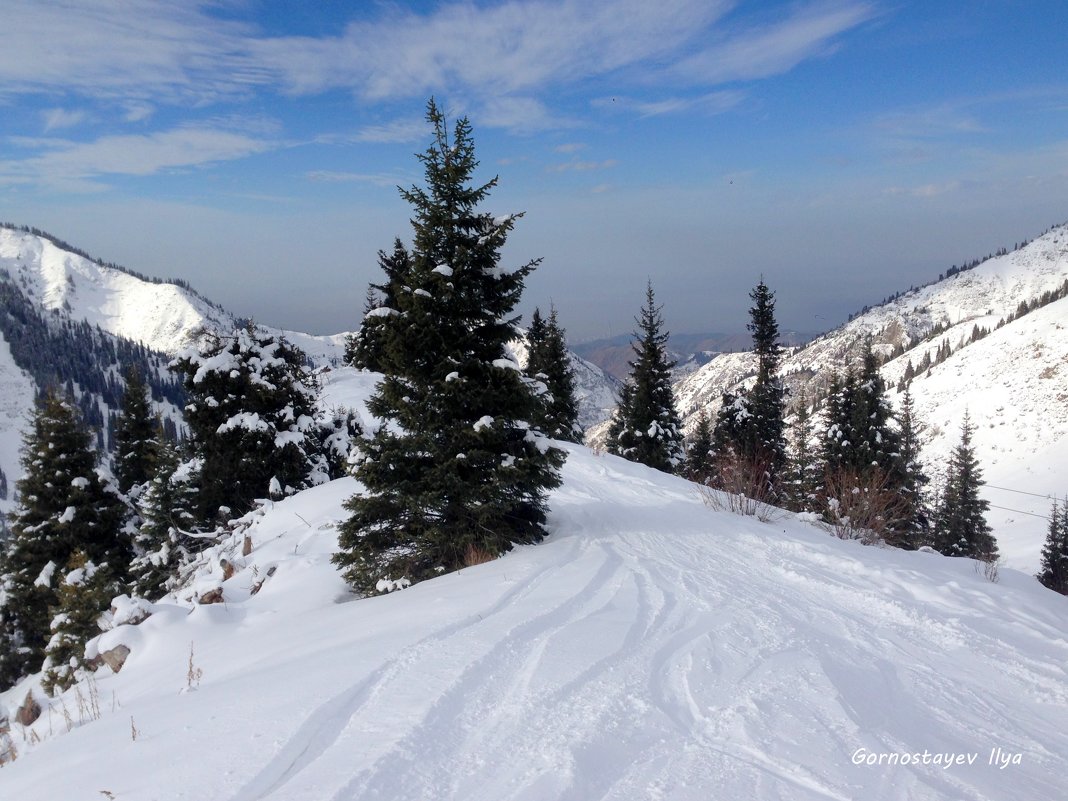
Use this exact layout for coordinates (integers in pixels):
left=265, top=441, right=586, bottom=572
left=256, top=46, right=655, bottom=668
left=1, top=0, right=1066, bottom=342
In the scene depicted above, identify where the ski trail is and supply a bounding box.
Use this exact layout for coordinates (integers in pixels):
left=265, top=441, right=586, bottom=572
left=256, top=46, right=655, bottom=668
left=228, top=536, right=590, bottom=801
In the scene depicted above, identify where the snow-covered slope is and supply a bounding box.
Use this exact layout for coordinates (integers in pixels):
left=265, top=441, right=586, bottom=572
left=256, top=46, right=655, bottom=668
left=0, top=227, right=235, bottom=354
left=677, top=224, right=1068, bottom=572
left=2, top=367, right=1066, bottom=800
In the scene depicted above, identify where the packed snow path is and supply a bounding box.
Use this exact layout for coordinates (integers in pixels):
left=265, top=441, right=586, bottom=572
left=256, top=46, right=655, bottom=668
left=2, top=444, right=1066, bottom=800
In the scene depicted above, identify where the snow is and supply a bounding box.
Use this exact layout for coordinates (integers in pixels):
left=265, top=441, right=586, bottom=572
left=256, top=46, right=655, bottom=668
left=32, top=560, right=57, bottom=588
left=1, top=367, right=1066, bottom=799
left=58, top=506, right=76, bottom=524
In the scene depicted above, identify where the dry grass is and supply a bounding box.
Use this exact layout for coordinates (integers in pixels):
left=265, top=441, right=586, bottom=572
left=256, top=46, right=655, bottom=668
left=463, top=544, right=496, bottom=567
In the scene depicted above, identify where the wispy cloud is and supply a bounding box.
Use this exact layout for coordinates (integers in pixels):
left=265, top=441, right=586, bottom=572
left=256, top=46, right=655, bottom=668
left=42, top=108, right=88, bottom=132
left=672, top=2, right=878, bottom=83
left=1, top=127, right=275, bottom=190
left=554, top=143, right=586, bottom=154
left=548, top=159, right=618, bottom=173
left=0, top=1, right=875, bottom=132
left=594, top=90, right=744, bottom=117
left=305, top=170, right=410, bottom=187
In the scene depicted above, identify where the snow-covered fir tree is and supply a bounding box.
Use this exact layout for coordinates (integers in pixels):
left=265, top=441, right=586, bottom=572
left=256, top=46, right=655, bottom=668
left=130, top=440, right=198, bottom=599
left=606, top=282, right=684, bottom=472
left=171, top=323, right=335, bottom=526
left=334, top=99, right=564, bottom=595
left=0, top=391, right=126, bottom=689
left=41, top=552, right=119, bottom=695
left=1037, top=499, right=1068, bottom=595
left=525, top=306, right=582, bottom=443
left=931, top=413, right=997, bottom=561
left=113, top=366, right=160, bottom=497
left=821, top=340, right=900, bottom=477
left=783, top=386, right=821, bottom=512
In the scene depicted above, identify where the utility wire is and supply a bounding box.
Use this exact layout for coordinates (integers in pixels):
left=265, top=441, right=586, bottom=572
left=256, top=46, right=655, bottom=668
left=985, top=483, right=1061, bottom=500
left=987, top=502, right=1052, bottom=521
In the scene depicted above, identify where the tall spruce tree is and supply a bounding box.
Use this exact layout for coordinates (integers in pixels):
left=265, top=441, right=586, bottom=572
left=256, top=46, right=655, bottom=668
left=0, top=391, right=125, bottom=689
left=931, top=413, right=997, bottom=560
left=172, top=323, right=332, bottom=525
left=893, top=386, right=931, bottom=548
left=113, top=366, right=160, bottom=496
left=1037, top=499, right=1068, bottom=595
left=711, top=280, right=787, bottom=489
left=334, top=99, right=564, bottom=595
left=525, top=306, right=582, bottom=443
left=606, top=282, right=684, bottom=472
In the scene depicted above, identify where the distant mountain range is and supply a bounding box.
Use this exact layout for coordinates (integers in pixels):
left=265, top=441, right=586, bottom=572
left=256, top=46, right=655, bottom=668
left=573, top=330, right=818, bottom=381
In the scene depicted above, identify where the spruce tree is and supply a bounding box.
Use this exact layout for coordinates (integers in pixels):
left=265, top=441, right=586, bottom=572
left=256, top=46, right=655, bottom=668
left=41, top=552, right=119, bottom=695
left=893, top=387, right=931, bottom=548
left=525, top=307, right=582, bottom=443
left=784, top=387, right=821, bottom=512
left=1037, top=499, right=1068, bottom=594
left=172, top=323, right=331, bottom=525
left=0, top=391, right=125, bottom=689
left=932, top=414, right=997, bottom=560
left=606, top=282, right=684, bottom=472
left=131, top=440, right=198, bottom=598
left=346, top=239, right=412, bottom=372
left=711, top=280, right=787, bottom=490
left=683, top=410, right=714, bottom=483
left=113, top=366, right=160, bottom=496
left=334, top=99, right=564, bottom=595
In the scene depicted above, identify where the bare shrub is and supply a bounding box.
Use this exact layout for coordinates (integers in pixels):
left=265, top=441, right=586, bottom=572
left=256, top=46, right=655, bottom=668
left=975, top=556, right=1000, bottom=583
left=699, top=452, right=782, bottom=523
left=818, top=468, right=910, bottom=545
left=463, top=544, right=496, bottom=567
left=186, top=642, right=203, bottom=692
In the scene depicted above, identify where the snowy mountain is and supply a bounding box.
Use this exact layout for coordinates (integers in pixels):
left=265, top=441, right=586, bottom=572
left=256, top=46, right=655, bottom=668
left=675, top=223, right=1068, bottom=572
left=1, top=367, right=1065, bottom=799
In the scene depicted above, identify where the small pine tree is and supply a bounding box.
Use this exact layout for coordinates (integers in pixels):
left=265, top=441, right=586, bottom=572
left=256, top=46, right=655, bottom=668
left=525, top=307, right=582, bottom=443
left=113, top=366, right=160, bottom=497
left=683, top=410, right=714, bottom=483
left=172, top=324, right=332, bottom=525
left=41, top=552, right=119, bottom=695
left=131, top=440, right=198, bottom=598
left=932, top=414, right=997, bottom=560
left=1037, top=499, right=1068, bottom=595
left=606, top=282, right=684, bottom=472
left=0, top=391, right=126, bottom=689
left=334, top=99, right=564, bottom=595
left=783, top=387, right=821, bottom=512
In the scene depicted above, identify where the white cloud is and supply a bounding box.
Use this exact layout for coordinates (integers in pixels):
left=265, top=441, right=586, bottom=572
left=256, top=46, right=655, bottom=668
left=548, top=159, right=618, bottom=173
left=594, top=91, right=745, bottom=118
left=42, top=108, right=88, bottom=132
left=554, top=143, right=586, bottom=154
left=673, top=2, right=877, bottom=83
left=0, top=127, right=275, bottom=188
left=305, top=171, right=409, bottom=187
left=0, top=0, right=877, bottom=134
